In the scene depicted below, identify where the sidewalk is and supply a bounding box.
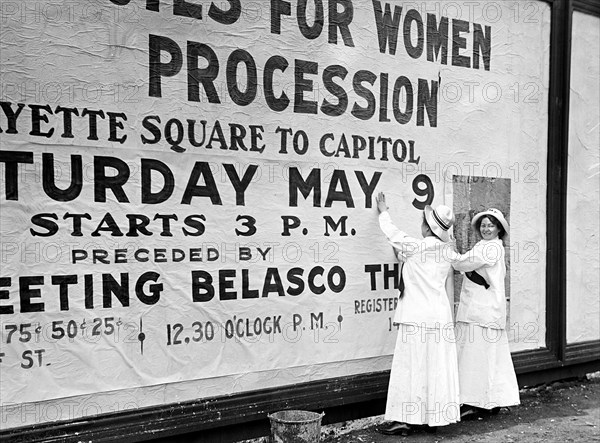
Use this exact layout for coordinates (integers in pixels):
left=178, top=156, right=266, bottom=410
left=320, top=373, right=600, bottom=442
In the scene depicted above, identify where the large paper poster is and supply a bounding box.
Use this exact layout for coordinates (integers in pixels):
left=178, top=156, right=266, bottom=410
left=1, top=0, right=550, bottom=412
left=566, top=11, right=600, bottom=344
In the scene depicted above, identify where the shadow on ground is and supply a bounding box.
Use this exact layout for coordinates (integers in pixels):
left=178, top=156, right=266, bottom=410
left=320, top=374, right=600, bottom=443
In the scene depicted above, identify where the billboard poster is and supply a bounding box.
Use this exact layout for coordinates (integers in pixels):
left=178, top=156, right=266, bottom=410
left=0, top=0, right=550, bottom=424
left=566, top=11, right=600, bottom=344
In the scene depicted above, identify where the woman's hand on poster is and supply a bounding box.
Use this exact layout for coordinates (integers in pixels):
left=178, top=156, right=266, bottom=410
left=376, top=192, right=388, bottom=213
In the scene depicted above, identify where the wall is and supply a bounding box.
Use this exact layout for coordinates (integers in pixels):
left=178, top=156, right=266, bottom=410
left=0, top=0, right=551, bottom=428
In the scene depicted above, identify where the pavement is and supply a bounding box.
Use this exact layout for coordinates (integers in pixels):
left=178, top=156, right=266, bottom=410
left=318, top=372, right=600, bottom=443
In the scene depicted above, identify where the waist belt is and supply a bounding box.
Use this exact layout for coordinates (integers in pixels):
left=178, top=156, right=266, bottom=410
left=465, top=270, right=490, bottom=289
left=398, top=273, right=405, bottom=299
left=398, top=264, right=405, bottom=299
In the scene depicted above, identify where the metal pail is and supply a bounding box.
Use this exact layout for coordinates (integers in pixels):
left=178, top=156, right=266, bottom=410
left=268, top=410, right=325, bottom=443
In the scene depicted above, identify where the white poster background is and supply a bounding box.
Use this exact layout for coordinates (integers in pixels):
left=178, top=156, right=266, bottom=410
left=1, top=0, right=549, bottom=420
left=566, top=11, right=600, bottom=344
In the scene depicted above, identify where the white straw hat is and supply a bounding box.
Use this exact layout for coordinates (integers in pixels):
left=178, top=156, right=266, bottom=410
left=471, top=208, right=510, bottom=234
left=424, top=205, right=455, bottom=242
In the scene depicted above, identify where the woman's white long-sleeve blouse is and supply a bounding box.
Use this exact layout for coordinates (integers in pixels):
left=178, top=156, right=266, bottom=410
left=379, top=211, right=459, bottom=328
left=453, top=238, right=507, bottom=329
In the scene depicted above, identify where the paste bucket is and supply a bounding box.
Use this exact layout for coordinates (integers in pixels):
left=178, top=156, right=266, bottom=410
left=268, top=410, right=325, bottom=443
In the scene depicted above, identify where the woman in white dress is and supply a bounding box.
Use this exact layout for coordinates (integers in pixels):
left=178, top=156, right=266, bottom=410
left=376, top=192, right=461, bottom=435
left=452, top=208, right=520, bottom=419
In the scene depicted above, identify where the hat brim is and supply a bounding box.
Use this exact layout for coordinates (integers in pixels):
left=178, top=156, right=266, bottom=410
left=424, top=205, right=450, bottom=242
left=471, top=210, right=510, bottom=235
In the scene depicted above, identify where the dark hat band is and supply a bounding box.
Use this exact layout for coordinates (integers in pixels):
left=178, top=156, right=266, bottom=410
left=432, top=209, right=450, bottom=231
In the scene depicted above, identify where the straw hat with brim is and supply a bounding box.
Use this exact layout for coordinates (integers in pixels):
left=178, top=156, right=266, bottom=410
left=424, top=205, right=455, bottom=242
left=471, top=208, right=510, bottom=234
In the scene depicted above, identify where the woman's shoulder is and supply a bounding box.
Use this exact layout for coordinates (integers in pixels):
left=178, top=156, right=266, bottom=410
left=461, top=239, right=504, bottom=263
left=475, top=238, right=504, bottom=247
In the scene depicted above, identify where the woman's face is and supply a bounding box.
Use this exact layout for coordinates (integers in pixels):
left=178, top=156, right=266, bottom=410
left=479, top=217, right=499, bottom=240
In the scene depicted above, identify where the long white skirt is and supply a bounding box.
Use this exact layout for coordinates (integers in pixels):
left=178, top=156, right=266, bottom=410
left=385, top=323, right=460, bottom=426
left=455, top=322, right=520, bottom=408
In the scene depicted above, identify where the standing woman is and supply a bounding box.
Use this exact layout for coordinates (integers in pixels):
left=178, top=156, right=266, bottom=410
left=453, top=208, right=520, bottom=418
left=376, top=192, right=460, bottom=435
